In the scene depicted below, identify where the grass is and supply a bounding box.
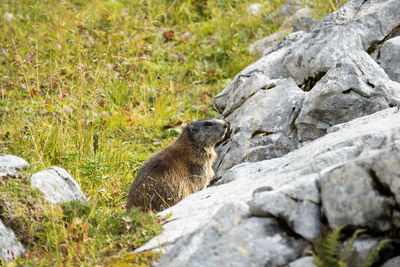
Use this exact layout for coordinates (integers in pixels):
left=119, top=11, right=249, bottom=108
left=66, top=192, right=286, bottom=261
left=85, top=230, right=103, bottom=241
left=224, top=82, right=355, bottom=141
left=0, top=0, right=346, bottom=265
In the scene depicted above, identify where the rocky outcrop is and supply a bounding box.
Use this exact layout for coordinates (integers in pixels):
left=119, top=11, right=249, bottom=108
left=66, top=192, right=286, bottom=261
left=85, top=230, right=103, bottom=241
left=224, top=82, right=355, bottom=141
left=138, top=0, right=400, bottom=265
left=214, top=0, right=400, bottom=172
left=31, top=166, right=87, bottom=204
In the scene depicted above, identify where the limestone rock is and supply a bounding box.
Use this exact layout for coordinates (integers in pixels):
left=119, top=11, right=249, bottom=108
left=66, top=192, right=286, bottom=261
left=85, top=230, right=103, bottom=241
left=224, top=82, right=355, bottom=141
left=349, top=236, right=382, bottom=263
left=248, top=174, right=321, bottom=240
left=292, top=16, right=318, bottom=33
left=320, top=149, right=400, bottom=231
left=0, top=155, right=29, bottom=178
left=30, top=166, right=87, bottom=204
left=364, top=150, right=400, bottom=204
left=288, top=256, right=314, bottom=267
left=157, top=202, right=308, bottom=267
left=214, top=78, right=304, bottom=175
left=281, top=8, right=313, bottom=29
left=381, top=256, right=400, bottom=267
left=377, top=36, right=400, bottom=83
left=262, top=30, right=307, bottom=57
left=0, top=219, right=25, bottom=263
left=295, top=51, right=400, bottom=142
left=283, top=0, right=400, bottom=86
left=267, top=0, right=308, bottom=23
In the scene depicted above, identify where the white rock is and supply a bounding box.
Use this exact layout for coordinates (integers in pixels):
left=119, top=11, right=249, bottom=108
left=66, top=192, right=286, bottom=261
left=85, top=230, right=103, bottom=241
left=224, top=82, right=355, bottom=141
left=0, top=219, right=25, bottom=262
left=30, top=166, right=87, bottom=204
left=247, top=3, right=263, bottom=16
left=0, top=155, right=29, bottom=177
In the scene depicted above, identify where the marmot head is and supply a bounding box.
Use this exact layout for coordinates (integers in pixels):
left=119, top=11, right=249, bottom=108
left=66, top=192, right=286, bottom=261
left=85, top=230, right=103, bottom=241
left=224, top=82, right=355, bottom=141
left=184, top=118, right=228, bottom=148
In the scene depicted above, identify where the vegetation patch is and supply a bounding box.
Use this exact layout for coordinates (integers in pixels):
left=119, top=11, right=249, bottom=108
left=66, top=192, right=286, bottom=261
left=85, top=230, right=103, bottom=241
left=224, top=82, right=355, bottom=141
left=0, top=173, right=49, bottom=245
left=106, top=251, right=161, bottom=267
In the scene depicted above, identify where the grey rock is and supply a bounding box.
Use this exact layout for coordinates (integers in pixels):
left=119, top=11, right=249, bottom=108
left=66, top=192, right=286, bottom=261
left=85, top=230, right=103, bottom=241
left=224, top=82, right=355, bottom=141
left=377, top=36, right=400, bottom=83
left=157, top=202, right=308, bottom=267
left=248, top=30, right=291, bottom=55
left=214, top=78, right=304, bottom=175
left=281, top=8, right=313, bottom=29
left=0, top=155, right=29, bottom=178
left=349, top=236, right=382, bottom=263
left=364, top=150, right=400, bottom=204
left=249, top=179, right=321, bottom=240
left=320, top=149, right=400, bottom=231
left=284, top=0, right=400, bottom=86
left=295, top=51, right=400, bottom=142
left=293, top=16, right=318, bottom=33
left=262, top=30, right=308, bottom=57
left=138, top=107, right=400, bottom=253
left=30, top=166, right=87, bottom=204
left=381, top=256, right=400, bottom=267
left=0, top=219, right=25, bottom=263
left=267, top=0, right=307, bottom=23
left=288, top=256, right=314, bottom=267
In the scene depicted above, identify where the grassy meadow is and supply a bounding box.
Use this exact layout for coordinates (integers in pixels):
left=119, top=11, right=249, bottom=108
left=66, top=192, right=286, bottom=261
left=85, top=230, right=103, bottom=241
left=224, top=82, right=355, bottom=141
left=0, top=0, right=346, bottom=265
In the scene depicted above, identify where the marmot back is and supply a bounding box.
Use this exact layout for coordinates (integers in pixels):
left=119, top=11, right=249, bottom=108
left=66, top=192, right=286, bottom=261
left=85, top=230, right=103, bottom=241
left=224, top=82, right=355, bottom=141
left=126, top=118, right=227, bottom=212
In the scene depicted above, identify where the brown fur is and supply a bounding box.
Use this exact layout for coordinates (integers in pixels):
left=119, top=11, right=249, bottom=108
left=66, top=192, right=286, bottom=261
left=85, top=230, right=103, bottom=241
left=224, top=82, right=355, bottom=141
left=126, top=118, right=227, bottom=212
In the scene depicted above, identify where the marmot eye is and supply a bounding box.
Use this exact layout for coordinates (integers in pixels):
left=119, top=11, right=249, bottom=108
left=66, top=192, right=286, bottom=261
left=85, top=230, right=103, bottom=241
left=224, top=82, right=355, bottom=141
left=205, top=122, right=212, bottom=127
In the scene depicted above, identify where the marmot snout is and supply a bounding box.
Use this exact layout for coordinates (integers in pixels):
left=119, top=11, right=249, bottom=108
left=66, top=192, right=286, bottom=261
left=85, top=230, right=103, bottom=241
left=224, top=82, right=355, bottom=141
left=127, top=118, right=227, bottom=212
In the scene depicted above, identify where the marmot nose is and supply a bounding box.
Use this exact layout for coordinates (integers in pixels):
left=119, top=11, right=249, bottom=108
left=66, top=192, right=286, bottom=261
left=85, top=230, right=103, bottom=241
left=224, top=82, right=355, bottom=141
left=223, top=124, right=228, bottom=128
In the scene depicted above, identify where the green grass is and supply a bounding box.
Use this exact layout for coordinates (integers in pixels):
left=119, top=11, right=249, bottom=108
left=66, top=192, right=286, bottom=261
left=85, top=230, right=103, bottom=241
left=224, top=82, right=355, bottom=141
left=0, top=0, right=346, bottom=265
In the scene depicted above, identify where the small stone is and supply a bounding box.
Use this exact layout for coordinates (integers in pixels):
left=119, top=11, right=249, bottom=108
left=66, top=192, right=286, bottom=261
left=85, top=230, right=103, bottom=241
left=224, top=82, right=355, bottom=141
left=30, top=166, right=87, bottom=204
left=0, top=155, right=29, bottom=178
left=247, top=3, right=263, bottom=16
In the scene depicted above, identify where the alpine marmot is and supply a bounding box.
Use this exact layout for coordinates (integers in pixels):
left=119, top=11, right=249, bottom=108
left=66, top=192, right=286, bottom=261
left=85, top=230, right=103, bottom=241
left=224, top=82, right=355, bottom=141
left=126, top=118, right=227, bottom=212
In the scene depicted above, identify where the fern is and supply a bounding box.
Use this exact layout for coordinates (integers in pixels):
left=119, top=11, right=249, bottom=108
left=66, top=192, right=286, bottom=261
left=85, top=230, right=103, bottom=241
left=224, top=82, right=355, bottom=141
left=310, top=227, right=387, bottom=267
left=362, top=239, right=388, bottom=267
left=312, top=226, right=343, bottom=267
left=340, top=228, right=366, bottom=264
